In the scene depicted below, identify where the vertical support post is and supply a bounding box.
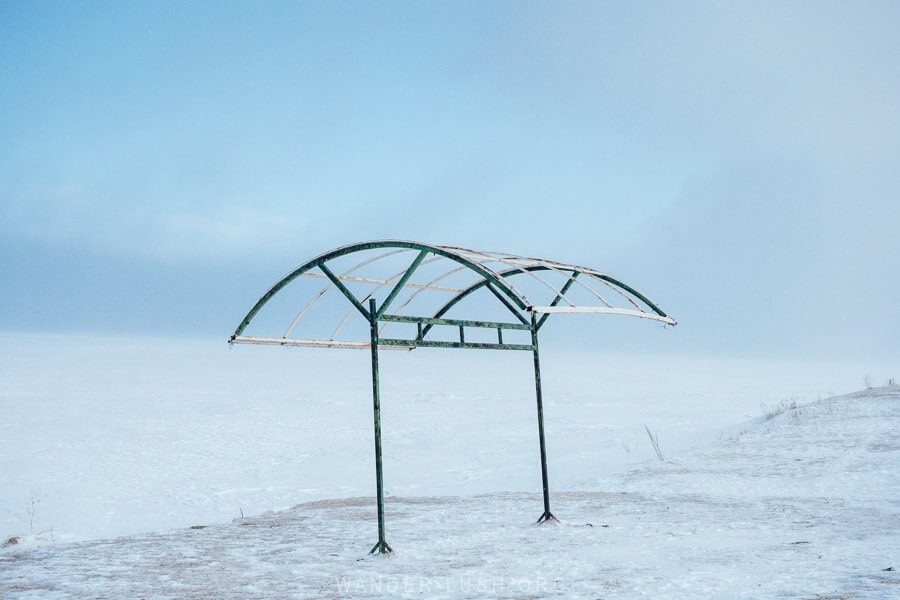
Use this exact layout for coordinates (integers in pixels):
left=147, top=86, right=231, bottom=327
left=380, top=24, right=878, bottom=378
left=532, top=312, right=558, bottom=524
left=368, top=298, right=392, bottom=554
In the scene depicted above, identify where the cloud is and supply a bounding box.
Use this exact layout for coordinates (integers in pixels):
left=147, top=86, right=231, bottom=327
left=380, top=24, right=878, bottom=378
left=626, top=157, right=900, bottom=360
left=497, top=2, right=900, bottom=160
left=3, top=2, right=897, bottom=355
left=0, top=183, right=328, bottom=264
left=487, top=2, right=900, bottom=360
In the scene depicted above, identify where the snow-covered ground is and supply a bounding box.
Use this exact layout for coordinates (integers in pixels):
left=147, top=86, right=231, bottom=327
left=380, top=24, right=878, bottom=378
left=1, top=333, right=897, bottom=597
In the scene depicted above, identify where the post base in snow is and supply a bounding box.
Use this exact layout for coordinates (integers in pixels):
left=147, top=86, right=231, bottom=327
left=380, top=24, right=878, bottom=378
left=369, top=540, right=393, bottom=555
left=536, top=511, right=559, bottom=524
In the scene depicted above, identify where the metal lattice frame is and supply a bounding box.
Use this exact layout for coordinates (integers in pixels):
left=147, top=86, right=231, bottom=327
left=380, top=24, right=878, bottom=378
left=229, top=240, right=676, bottom=554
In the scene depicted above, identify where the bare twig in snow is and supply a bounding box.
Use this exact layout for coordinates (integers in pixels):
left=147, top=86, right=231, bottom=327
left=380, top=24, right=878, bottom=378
left=644, top=425, right=664, bottom=462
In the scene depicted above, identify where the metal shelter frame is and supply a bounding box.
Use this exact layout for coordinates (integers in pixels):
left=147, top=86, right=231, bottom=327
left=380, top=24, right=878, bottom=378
left=229, top=240, right=675, bottom=554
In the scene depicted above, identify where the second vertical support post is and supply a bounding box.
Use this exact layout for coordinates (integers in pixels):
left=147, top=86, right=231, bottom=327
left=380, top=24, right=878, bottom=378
left=368, top=298, right=392, bottom=554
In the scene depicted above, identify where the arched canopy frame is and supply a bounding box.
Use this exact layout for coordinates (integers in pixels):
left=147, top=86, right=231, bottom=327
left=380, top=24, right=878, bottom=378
left=228, top=240, right=675, bottom=555
left=230, top=240, right=675, bottom=350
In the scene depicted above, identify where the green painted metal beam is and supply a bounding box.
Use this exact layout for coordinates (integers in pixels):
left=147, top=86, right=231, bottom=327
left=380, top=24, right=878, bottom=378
left=531, top=312, right=557, bottom=524
left=318, top=261, right=371, bottom=320
left=377, top=338, right=535, bottom=351
left=536, top=271, right=579, bottom=331
left=424, top=267, right=569, bottom=338
left=419, top=280, right=528, bottom=340
left=485, top=281, right=530, bottom=325
left=376, top=249, right=428, bottom=320
left=368, top=298, right=392, bottom=555
left=380, top=313, right=531, bottom=331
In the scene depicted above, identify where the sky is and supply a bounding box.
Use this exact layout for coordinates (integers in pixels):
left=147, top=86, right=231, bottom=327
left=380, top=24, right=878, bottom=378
left=1, top=1, right=898, bottom=362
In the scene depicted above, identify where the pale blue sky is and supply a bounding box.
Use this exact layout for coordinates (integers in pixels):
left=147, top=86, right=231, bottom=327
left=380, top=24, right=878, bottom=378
left=2, top=1, right=898, bottom=361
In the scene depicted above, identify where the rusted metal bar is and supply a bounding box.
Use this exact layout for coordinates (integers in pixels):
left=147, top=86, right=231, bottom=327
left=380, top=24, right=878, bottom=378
left=301, top=264, right=465, bottom=293
left=387, top=265, right=469, bottom=325
left=230, top=335, right=371, bottom=349
left=531, top=306, right=675, bottom=325
left=333, top=255, right=447, bottom=340
left=283, top=248, right=414, bottom=338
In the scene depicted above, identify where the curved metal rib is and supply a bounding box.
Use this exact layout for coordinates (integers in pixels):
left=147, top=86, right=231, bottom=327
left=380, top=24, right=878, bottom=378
left=233, top=241, right=534, bottom=338
left=232, top=240, right=676, bottom=342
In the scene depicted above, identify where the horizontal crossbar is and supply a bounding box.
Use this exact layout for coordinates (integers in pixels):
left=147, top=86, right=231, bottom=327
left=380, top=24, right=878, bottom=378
left=378, top=338, right=534, bottom=351
left=380, top=313, right=532, bottom=331
left=229, top=336, right=412, bottom=350
left=229, top=335, right=534, bottom=352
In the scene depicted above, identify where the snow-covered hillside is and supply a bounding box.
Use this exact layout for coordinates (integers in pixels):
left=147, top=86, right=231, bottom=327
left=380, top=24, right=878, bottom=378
left=1, top=334, right=897, bottom=598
